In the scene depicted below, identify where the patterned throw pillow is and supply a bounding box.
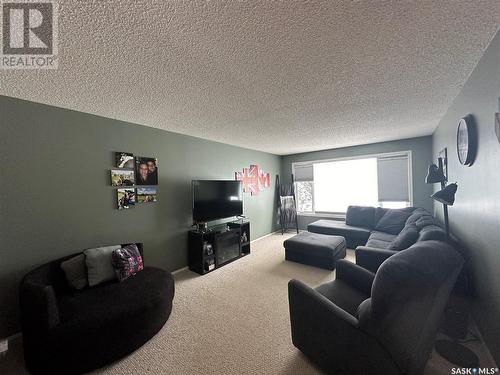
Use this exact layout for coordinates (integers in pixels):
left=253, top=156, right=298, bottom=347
left=112, top=244, right=144, bottom=282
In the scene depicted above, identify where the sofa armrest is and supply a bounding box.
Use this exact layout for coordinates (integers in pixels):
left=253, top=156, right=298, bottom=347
left=288, top=279, right=359, bottom=348
left=20, top=279, right=60, bottom=332
left=336, top=260, right=375, bottom=295
left=288, top=279, right=397, bottom=373
left=355, top=247, right=397, bottom=273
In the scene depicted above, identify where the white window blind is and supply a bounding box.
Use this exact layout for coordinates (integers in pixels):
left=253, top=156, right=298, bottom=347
left=293, top=164, right=313, bottom=182
left=377, top=156, right=409, bottom=202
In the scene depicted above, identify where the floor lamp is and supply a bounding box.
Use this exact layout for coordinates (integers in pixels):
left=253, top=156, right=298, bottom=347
left=425, top=158, right=478, bottom=368
left=425, top=157, right=457, bottom=239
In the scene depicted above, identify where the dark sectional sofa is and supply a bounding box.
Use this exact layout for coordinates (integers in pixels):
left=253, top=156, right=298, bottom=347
left=308, top=206, right=447, bottom=272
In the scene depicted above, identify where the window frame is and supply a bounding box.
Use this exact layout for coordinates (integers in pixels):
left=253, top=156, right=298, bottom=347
left=292, top=150, right=413, bottom=217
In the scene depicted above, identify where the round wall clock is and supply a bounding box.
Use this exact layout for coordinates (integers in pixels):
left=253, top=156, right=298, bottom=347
left=456, top=116, right=476, bottom=166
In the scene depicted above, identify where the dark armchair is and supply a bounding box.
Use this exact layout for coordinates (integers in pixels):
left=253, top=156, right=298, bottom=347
left=20, top=243, right=175, bottom=375
left=288, top=240, right=464, bottom=375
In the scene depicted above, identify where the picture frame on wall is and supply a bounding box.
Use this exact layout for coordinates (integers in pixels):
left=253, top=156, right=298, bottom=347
left=115, top=152, right=135, bottom=168
left=117, top=188, right=136, bottom=209
left=110, top=169, right=135, bottom=187
left=137, top=187, right=157, bottom=203
left=135, top=156, right=158, bottom=185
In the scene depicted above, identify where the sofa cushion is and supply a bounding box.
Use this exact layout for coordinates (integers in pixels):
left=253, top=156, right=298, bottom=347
left=57, top=267, right=172, bottom=328
left=365, top=231, right=396, bottom=250
left=374, top=209, right=413, bottom=235
left=112, top=244, right=144, bottom=282
left=368, top=231, right=398, bottom=243
left=307, top=220, right=371, bottom=248
left=365, top=239, right=393, bottom=249
left=415, top=216, right=436, bottom=230
left=405, top=208, right=430, bottom=226
left=418, top=225, right=447, bottom=242
left=374, top=207, right=389, bottom=226
left=345, top=206, right=376, bottom=229
left=84, top=245, right=121, bottom=287
left=60, top=254, right=88, bottom=290
left=388, top=224, right=419, bottom=251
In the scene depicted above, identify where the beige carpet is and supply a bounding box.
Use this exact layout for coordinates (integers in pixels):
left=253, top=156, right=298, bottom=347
left=1, top=232, right=495, bottom=374
left=95, top=232, right=337, bottom=375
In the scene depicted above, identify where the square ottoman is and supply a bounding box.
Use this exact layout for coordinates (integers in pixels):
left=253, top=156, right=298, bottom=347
left=283, top=232, right=346, bottom=270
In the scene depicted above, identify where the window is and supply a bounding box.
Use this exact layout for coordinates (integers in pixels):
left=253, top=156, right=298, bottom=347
left=293, top=152, right=411, bottom=214
left=380, top=201, right=409, bottom=209
left=314, top=158, right=378, bottom=212
left=294, top=163, right=314, bottom=213
left=295, top=181, right=313, bottom=212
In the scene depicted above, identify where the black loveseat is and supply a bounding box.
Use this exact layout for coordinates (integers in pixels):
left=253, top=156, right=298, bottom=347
left=20, top=243, right=175, bottom=375
left=288, top=240, right=464, bottom=374
left=308, top=206, right=447, bottom=272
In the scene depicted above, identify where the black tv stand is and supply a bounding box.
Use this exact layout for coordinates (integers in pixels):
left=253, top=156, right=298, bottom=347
left=188, top=220, right=250, bottom=275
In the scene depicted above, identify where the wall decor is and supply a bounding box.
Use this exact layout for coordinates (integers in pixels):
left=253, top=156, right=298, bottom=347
left=117, top=188, right=136, bottom=209
left=438, top=147, right=448, bottom=181
left=135, top=156, right=158, bottom=185
left=115, top=152, right=134, bottom=168
left=456, top=115, right=477, bottom=166
left=235, top=164, right=271, bottom=196
left=137, top=187, right=157, bottom=203
left=495, top=98, right=500, bottom=143
left=110, top=169, right=135, bottom=186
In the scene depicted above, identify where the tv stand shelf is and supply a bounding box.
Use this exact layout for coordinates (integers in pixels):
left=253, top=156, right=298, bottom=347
left=188, top=220, right=250, bottom=275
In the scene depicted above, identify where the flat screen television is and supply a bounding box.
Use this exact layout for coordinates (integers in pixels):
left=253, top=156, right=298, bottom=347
left=192, top=180, right=243, bottom=223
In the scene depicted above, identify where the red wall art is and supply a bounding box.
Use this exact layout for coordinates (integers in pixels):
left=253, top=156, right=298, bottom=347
left=235, top=165, right=271, bottom=196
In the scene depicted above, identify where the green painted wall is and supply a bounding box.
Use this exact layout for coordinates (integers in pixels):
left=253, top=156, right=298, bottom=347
left=0, top=96, right=280, bottom=338
left=281, top=136, right=434, bottom=228
left=432, top=31, right=500, bottom=364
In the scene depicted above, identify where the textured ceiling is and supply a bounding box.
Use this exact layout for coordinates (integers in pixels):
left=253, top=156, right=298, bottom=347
left=1, top=1, right=499, bottom=155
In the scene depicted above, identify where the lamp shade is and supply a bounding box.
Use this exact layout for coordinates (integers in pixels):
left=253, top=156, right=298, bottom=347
left=431, top=183, right=458, bottom=206
left=425, top=164, right=446, bottom=184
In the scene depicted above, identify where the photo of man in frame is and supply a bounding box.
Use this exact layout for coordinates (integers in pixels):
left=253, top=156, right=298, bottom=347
left=135, top=157, right=158, bottom=185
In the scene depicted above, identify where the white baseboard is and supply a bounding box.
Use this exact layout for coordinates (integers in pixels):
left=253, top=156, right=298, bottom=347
left=171, top=266, right=189, bottom=275
left=250, top=230, right=280, bottom=244
left=0, top=332, right=21, bottom=354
